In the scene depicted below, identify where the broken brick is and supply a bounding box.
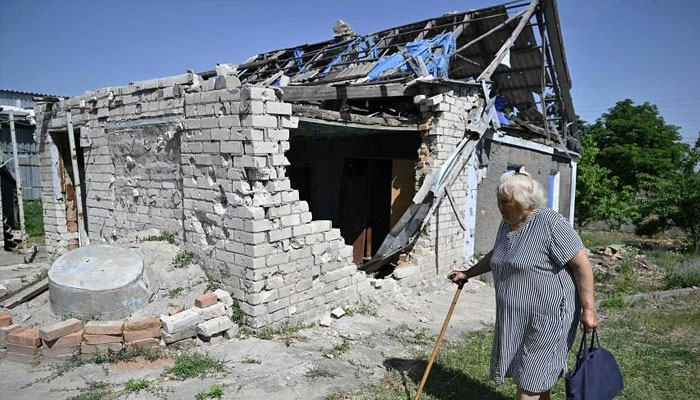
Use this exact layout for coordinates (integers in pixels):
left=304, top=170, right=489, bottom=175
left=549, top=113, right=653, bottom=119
left=84, top=321, right=124, bottom=335
left=123, top=325, right=160, bottom=342
left=39, top=318, right=83, bottom=342
left=195, top=292, right=218, bottom=308
left=125, top=337, right=160, bottom=350
left=83, top=334, right=123, bottom=345
left=7, top=328, right=41, bottom=347
left=124, top=317, right=160, bottom=332
left=0, top=312, right=11, bottom=327
left=43, top=329, right=84, bottom=349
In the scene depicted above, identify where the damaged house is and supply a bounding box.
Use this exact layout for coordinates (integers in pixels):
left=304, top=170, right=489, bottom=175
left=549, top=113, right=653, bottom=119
left=32, top=0, right=579, bottom=329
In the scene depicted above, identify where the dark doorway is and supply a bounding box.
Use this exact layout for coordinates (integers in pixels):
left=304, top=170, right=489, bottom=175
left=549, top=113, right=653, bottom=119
left=50, top=130, right=87, bottom=249
left=339, top=158, right=392, bottom=264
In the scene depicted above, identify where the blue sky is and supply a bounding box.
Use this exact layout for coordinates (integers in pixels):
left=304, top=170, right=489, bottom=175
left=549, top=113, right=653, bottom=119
left=1, top=0, right=698, bottom=144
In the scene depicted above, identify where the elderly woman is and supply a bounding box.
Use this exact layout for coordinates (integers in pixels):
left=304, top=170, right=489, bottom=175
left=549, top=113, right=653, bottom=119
left=449, top=168, right=598, bottom=400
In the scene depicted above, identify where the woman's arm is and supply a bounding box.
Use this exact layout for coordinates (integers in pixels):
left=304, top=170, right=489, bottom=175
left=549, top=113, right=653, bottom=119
left=568, top=248, right=599, bottom=332
left=448, top=250, right=493, bottom=284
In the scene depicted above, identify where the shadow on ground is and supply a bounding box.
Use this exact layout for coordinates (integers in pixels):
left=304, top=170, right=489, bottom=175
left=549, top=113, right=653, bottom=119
left=385, top=358, right=509, bottom=400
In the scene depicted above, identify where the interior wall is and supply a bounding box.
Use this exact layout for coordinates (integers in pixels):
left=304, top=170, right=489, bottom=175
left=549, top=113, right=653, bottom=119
left=286, top=131, right=419, bottom=260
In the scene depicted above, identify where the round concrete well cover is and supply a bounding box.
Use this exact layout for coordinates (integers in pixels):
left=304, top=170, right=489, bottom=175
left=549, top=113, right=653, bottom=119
left=49, top=244, right=157, bottom=319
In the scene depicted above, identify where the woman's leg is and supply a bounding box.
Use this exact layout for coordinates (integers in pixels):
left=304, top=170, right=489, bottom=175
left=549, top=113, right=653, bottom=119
left=516, top=388, right=551, bottom=400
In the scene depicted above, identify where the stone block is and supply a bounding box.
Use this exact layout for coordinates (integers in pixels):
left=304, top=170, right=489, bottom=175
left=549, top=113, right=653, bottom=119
left=39, top=318, right=83, bottom=342
left=123, top=325, right=160, bottom=342
left=84, top=321, right=124, bottom=336
left=7, top=343, right=40, bottom=356
left=83, top=334, right=123, bottom=345
left=80, top=342, right=122, bottom=354
left=213, top=289, right=234, bottom=308
left=7, top=328, right=41, bottom=347
left=0, top=312, right=11, bottom=327
left=161, top=309, right=204, bottom=334
left=43, top=329, right=84, bottom=349
left=124, top=317, right=160, bottom=332
left=319, top=315, right=333, bottom=327
left=331, top=307, right=346, bottom=319
left=125, top=338, right=160, bottom=350
left=0, top=323, right=21, bottom=343
left=392, top=265, right=420, bottom=280
left=266, top=101, right=292, bottom=115
left=161, top=325, right=198, bottom=344
left=193, top=303, right=227, bottom=320
left=197, top=316, right=234, bottom=337
left=224, top=325, right=240, bottom=339
left=195, top=292, right=218, bottom=308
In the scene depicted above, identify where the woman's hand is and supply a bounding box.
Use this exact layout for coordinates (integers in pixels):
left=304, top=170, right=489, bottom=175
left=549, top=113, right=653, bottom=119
left=447, top=270, right=468, bottom=285
left=580, top=308, right=598, bottom=332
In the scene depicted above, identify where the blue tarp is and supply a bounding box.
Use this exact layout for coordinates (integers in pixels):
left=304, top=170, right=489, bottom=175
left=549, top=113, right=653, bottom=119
left=367, top=32, right=456, bottom=81
left=320, top=36, right=379, bottom=77
left=293, top=48, right=306, bottom=73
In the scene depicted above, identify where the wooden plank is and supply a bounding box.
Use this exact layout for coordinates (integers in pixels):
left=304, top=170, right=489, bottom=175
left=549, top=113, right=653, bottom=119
left=478, top=0, right=540, bottom=81
left=0, top=278, right=48, bottom=309
left=282, top=82, right=414, bottom=102
left=292, top=104, right=411, bottom=127
left=9, top=111, right=28, bottom=261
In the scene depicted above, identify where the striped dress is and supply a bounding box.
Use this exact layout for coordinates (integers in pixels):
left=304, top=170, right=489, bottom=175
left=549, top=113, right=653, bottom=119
left=489, top=207, right=583, bottom=392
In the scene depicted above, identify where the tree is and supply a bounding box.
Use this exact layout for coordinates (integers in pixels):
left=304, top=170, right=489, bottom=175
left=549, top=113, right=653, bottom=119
left=575, top=135, right=637, bottom=228
left=587, top=99, right=686, bottom=191
left=636, top=142, right=700, bottom=251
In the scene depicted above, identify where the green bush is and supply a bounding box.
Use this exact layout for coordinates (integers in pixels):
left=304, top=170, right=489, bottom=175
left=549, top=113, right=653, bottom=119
left=196, top=384, right=224, bottom=400
left=665, top=258, right=700, bottom=289
left=124, top=378, right=149, bottom=392
left=24, top=199, right=44, bottom=240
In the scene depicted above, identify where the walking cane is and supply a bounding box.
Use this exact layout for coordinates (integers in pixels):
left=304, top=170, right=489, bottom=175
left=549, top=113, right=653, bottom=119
left=413, top=281, right=465, bottom=400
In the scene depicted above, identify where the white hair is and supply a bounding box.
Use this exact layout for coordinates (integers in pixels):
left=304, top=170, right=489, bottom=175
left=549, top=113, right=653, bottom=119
left=497, top=167, right=547, bottom=210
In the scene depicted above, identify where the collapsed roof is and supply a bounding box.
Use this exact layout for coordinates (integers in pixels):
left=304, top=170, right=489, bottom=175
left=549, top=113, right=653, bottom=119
left=215, top=0, right=578, bottom=150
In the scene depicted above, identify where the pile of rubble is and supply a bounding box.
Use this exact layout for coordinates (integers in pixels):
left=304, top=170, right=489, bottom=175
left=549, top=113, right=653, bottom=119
left=0, top=289, right=238, bottom=364
left=587, top=244, right=658, bottom=275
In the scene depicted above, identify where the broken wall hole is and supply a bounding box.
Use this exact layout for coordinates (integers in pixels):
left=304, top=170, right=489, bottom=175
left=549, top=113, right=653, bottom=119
left=50, top=129, right=88, bottom=249
left=287, top=129, right=419, bottom=265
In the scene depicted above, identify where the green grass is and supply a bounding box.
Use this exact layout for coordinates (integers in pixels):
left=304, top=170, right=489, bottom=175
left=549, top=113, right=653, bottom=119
left=172, top=250, right=194, bottom=268
left=169, top=352, right=225, bottom=379
left=168, top=287, right=184, bottom=298
left=581, top=231, right=623, bottom=248
left=665, top=257, right=700, bottom=289
left=242, top=357, right=261, bottom=364
left=23, top=199, right=44, bottom=242
left=326, top=292, right=700, bottom=400
left=144, top=231, right=176, bottom=244
left=67, top=381, right=113, bottom=400
left=124, top=378, right=150, bottom=392
left=195, top=384, right=224, bottom=400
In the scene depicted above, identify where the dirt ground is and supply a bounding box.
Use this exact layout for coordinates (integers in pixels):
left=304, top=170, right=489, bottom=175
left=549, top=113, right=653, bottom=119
left=0, top=238, right=497, bottom=400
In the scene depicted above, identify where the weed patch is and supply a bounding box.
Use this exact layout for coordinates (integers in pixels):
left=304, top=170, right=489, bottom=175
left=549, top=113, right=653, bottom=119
left=168, top=287, right=184, bottom=298
left=230, top=300, right=245, bottom=325
left=124, top=378, right=149, bottom=392
left=24, top=199, right=44, bottom=242
left=144, top=231, right=176, bottom=244
left=345, top=302, right=378, bottom=317
left=305, top=367, right=338, bottom=379
left=255, top=323, right=311, bottom=346
left=170, top=352, right=225, bottom=379
left=172, top=250, right=194, bottom=268
left=322, top=340, right=350, bottom=358
left=196, top=384, right=224, bottom=400
left=67, top=381, right=113, bottom=400
left=242, top=357, right=261, bottom=364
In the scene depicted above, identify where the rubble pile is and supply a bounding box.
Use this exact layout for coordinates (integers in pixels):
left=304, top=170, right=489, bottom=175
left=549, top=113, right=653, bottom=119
left=0, top=289, right=238, bottom=364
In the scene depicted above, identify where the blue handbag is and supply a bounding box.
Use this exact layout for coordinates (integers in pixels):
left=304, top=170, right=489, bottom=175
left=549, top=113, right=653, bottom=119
left=565, top=328, right=624, bottom=400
